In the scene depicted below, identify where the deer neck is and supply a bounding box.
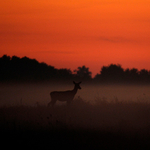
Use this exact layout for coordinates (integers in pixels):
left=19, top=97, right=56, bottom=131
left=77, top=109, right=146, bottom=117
left=72, top=86, right=78, bottom=94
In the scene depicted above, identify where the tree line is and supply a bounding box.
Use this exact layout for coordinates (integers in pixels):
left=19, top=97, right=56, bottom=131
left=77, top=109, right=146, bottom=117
left=0, top=55, right=150, bottom=84
left=95, top=64, right=150, bottom=84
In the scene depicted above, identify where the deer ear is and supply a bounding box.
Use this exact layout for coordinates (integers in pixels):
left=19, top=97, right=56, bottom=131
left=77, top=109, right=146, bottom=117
left=73, top=81, right=76, bottom=84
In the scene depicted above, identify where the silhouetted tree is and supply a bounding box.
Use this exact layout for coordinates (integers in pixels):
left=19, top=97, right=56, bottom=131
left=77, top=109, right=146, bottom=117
left=100, top=64, right=124, bottom=82
left=94, top=64, right=150, bottom=84
left=1, top=55, right=150, bottom=84
left=129, top=68, right=139, bottom=82
left=123, top=68, right=140, bottom=83
left=139, top=69, right=149, bottom=82
left=57, top=68, right=73, bottom=79
left=0, top=55, right=58, bottom=81
left=0, top=55, right=11, bottom=80
left=94, top=73, right=101, bottom=81
left=74, top=65, right=92, bottom=80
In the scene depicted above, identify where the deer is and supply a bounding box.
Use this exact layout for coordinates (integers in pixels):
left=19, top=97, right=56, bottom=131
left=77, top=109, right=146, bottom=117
left=48, top=81, right=82, bottom=106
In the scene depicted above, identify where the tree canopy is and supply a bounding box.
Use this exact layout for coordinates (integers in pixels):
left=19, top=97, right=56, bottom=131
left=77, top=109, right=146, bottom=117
left=0, top=55, right=150, bottom=84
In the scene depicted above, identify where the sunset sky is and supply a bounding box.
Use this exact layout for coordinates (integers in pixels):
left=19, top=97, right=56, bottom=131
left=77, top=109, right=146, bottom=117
left=0, top=0, right=150, bottom=76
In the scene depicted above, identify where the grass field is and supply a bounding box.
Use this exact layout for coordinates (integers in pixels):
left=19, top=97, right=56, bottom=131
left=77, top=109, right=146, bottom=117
left=1, top=97, right=150, bottom=149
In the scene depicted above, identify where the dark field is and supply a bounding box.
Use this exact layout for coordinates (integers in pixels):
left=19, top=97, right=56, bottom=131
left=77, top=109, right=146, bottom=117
left=1, top=83, right=150, bottom=149
left=1, top=98, right=150, bottom=149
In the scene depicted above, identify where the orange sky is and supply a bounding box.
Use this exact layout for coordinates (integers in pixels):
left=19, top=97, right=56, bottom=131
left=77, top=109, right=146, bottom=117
left=0, top=0, right=150, bottom=76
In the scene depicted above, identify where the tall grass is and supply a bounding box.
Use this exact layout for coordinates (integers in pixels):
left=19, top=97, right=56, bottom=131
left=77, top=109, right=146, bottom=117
left=1, top=97, right=150, bottom=133
left=1, top=97, right=150, bottom=148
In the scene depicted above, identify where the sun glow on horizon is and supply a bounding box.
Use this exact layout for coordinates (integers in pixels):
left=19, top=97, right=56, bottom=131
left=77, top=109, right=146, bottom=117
left=0, top=0, right=150, bottom=76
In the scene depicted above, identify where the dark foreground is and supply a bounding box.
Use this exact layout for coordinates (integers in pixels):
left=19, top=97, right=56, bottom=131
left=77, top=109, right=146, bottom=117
left=1, top=99, right=150, bottom=149
left=2, top=128, right=150, bottom=149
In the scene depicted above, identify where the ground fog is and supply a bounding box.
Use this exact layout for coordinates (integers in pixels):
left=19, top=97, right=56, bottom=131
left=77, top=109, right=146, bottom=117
left=1, top=83, right=150, bottom=148
left=0, top=83, right=150, bottom=106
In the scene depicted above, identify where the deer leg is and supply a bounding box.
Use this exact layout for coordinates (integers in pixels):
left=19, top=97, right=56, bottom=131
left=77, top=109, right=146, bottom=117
left=48, top=97, right=57, bottom=107
left=48, top=100, right=56, bottom=106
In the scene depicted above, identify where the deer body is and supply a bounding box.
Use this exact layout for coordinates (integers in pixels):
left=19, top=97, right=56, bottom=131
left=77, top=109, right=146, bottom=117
left=48, top=81, right=81, bottom=106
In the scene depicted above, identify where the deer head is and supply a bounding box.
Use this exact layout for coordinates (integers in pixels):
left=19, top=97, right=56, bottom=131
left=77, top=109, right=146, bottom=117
left=73, top=81, right=82, bottom=89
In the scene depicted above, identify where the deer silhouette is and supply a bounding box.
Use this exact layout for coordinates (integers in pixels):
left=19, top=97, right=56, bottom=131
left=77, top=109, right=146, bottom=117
left=48, top=81, right=82, bottom=106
